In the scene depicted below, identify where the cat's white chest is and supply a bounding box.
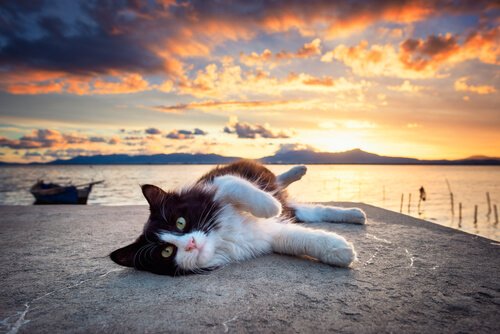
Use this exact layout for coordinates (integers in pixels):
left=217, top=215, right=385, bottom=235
left=208, top=206, right=278, bottom=265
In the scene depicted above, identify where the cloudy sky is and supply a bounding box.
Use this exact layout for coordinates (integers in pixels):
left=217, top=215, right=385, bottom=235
left=0, top=0, right=499, bottom=163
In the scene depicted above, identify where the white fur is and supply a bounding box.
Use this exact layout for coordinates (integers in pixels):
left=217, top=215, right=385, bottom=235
left=276, top=165, right=307, bottom=188
left=213, top=175, right=282, bottom=218
left=292, top=203, right=366, bottom=225
left=158, top=168, right=364, bottom=271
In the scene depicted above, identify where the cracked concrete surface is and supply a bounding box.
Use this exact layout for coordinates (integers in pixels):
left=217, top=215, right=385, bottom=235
left=0, top=204, right=499, bottom=333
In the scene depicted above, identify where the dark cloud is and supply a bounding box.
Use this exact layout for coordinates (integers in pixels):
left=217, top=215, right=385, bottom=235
left=22, top=151, right=43, bottom=159
left=165, top=128, right=208, bottom=140
left=89, top=136, right=107, bottom=143
left=400, top=34, right=460, bottom=70
left=166, top=131, right=194, bottom=140
left=275, top=143, right=317, bottom=154
left=0, top=0, right=495, bottom=85
left=224, top=119, right=291, bottom=139
left=193, top=128, right=207, bottom=135
left=0, top=129, right=117, bottom=149
left=145, top=127, right=162, bottom=135
left=0, top=129, right=79, bottom=149
left=0, top=0, right=165, bottom=76
left=402, top=35, right=458, bottom=56
left=108, top=137, right=120, bottom=145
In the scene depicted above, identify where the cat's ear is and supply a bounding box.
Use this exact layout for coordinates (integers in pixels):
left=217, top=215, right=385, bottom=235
left=109, top=235, right=147, bottom=268
left=141, top=184, right=165, bottom=207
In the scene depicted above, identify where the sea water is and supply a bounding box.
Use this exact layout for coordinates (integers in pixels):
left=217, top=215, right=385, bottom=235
left=1, top=164, right=499, bottom=241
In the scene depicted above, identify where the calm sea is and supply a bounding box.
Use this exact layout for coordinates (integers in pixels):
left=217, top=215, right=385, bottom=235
left=1, top=164, right=499, bottom=241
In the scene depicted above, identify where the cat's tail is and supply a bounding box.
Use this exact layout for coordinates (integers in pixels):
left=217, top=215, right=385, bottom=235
left=276, top=165, right=307, bottom=189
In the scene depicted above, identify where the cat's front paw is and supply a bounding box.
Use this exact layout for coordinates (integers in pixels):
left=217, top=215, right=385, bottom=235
left=251, top=193, right=282, bottom=218
left=344, top=208, right=366, bottom=225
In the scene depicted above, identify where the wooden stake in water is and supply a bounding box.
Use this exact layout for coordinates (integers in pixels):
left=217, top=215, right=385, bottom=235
left=494, top=205, right=498, bottom=225
left=400, top=194, right=404, bottom=213
left=458, top=202, right=462, bottom=228
left=474, top=205, right=478, bottom=225
left=486, top=192, right=492, bottom=216
left=445, top=179, right=454, bottom=216
left=408, top=193, right=412, bottom=214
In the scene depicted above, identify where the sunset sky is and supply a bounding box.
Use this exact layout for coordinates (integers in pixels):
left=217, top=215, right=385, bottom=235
left=0, top=0, right=499, bottom=163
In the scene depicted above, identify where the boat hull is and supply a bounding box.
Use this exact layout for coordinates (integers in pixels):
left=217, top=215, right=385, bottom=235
left=30, top=181, right=94, bottom=205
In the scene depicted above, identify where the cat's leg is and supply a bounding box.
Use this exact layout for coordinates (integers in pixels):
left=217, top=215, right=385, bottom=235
left=291, top=203, right=366, bottom=224
left=213, top=175, right=282, bottom=218
left=271, top=223, right=356, bottom=267
left=276, top=165, right=307, bottom=189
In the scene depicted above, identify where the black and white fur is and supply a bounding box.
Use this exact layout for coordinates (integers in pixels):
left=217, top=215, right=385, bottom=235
left=110, top=160, right=366, bottom=276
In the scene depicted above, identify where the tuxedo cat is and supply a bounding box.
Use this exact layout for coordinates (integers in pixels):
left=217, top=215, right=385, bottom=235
left=110, top=160, right=366, bottom=276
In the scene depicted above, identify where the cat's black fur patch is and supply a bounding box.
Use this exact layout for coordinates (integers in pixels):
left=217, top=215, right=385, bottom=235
left=111, top=184, right=221, bottom=276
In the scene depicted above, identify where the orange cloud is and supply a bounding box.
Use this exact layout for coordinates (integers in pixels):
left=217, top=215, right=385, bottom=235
left=400, top=34, right=460, bottom=71
left=2, top=71, right=151, bottom=95
left=93, top=73, right=150, bottom=95
left=0, top=129, right=128, bottom=152
left=2, top=0, right=498, bottom=99
left=6, top=81, right=65, bottom=95
left=176, top=58, right=369, bottom=99
left=0, top=129, right=87, bottom=149
left=326, top=2, right=432, bottom=38
left=460, top=26, right=499, bottom=65
left=296, top=38, right=322, bottom=57
left=454, top=77, right=497, bottom=94
left=302, top=75, right=335, bottom=87
left=388, top=80, right=426, bottom=92
left=240, top=39, right=322, bottom=68
left=155, top=99, right=296, bottom=112
left=324, top=28, right=500, bottom=79
left=322, top=40, right=438, bottom=78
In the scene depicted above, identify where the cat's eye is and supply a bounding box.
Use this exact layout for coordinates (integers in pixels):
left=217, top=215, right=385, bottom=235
left=161, top=245, right=174, bottom=258
left=176, top=217, right=186, bottom=231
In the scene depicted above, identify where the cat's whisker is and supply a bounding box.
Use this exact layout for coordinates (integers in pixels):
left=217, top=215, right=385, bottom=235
left=203, top=204, right=228, bottom=233
left=200, top=204, right=224, bottom=234
left=199, top=198, right=218, bottom=231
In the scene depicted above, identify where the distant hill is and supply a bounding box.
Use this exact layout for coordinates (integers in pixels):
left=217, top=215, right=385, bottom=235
left=261, top=148, right=500, bottom=165
left=261, top=148, right=420, bottom=164
left=464, top=155, right=500, bottom=161
left=48, top=153, right=240, bottom=165
left=1, top=149, right=499, bottom=165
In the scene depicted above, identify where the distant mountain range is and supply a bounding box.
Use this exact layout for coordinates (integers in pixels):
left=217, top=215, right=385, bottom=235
left=1, top=149, right=500, bottom=165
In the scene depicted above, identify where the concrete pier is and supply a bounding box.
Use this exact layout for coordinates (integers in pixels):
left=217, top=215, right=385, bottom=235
left=1, top=204, right=499, bottom=333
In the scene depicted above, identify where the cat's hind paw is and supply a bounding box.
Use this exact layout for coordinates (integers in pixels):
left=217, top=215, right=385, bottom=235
left=277, top=165, right=307, bottom=188
left=287, top=165, right=307, bottom=181
left=344, top=208, right=366, bottom=225
left=329, top=247, right=357, bottom=267
left=322, top=242, right=357, bottom=267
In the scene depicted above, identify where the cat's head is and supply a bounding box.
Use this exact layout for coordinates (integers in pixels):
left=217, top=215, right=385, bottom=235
left=110, top=184, right=222, bottom=276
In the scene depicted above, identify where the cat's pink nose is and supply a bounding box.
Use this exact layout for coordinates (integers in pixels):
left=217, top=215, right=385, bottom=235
left=185, top=237, right=197, bottom=251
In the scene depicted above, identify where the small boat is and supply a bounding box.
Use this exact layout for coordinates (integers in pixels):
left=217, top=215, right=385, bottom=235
left=30, top=180, right=104, bottom=205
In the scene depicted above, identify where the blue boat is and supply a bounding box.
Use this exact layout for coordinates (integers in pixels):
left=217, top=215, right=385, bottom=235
left=30, top=180, right=104, bottom=205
